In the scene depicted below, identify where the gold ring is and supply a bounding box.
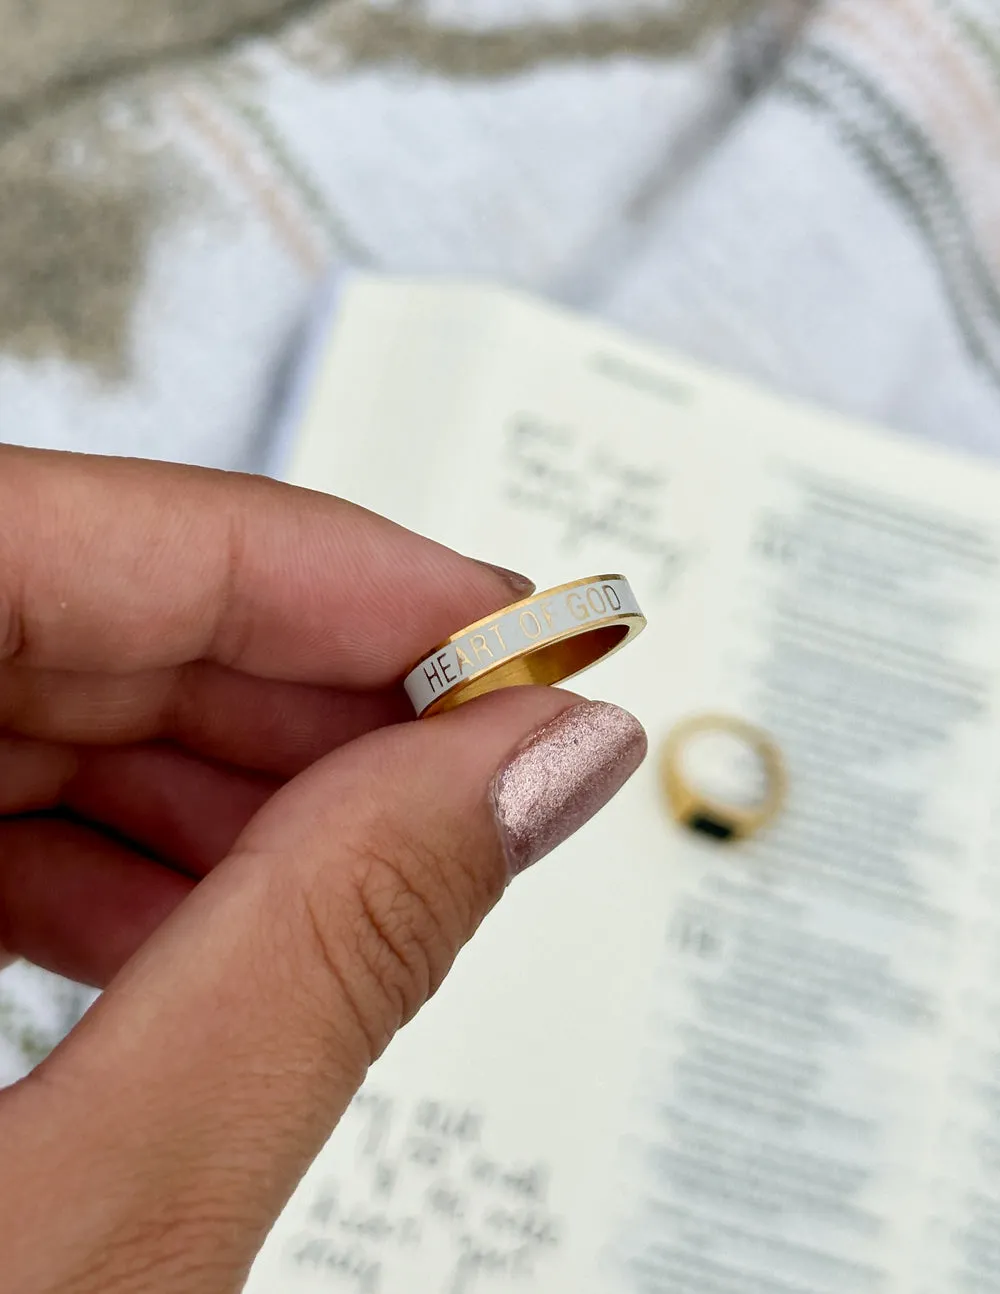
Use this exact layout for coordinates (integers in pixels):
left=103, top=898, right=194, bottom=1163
left=661, top=714, right=787, bottom=842
left=405, top=575, right=647, bottom=718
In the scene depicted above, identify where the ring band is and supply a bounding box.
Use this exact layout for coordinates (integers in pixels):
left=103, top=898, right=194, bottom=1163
left=661, top=714, right=787, bottom=842
left=405, top=575, right=646, bottom=718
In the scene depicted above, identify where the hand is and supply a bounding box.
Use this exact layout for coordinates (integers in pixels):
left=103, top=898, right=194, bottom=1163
left=0, top=447, right=646, bottom=1293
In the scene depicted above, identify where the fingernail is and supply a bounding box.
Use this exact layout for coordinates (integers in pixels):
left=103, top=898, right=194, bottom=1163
left=491, top=701, right=648, bottom=877
left=477, top=561, right=536, bottom=600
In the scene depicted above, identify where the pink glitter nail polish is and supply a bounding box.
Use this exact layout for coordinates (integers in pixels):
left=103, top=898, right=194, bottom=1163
left=491, top=701, right=647, bottom=876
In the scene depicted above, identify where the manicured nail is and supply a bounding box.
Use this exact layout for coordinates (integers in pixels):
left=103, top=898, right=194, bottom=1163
left=477, top=561, right=536, bottom=600
left=491, top=701, right=647, bottom=877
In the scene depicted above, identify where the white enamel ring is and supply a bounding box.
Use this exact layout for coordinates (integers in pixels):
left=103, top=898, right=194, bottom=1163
left=404, top=575, right=646, bottom=718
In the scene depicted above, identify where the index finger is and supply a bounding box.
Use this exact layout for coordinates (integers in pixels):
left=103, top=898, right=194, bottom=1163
left=0, top=447, right=532, bottom=684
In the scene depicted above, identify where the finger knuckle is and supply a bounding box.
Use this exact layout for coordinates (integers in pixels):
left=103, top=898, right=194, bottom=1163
left=299, top=823, right=482, bottom=1068
left=354, top=842, right=448, bottom=1023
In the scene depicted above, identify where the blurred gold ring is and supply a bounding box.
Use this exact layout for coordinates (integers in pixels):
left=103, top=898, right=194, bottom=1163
left=405, top=575, right=646, bottom=718
left=661, top=714, right=786, bottom=842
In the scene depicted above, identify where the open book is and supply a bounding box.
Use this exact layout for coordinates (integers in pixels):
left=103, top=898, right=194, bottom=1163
left=247, top=277, right=1000, bottom=1294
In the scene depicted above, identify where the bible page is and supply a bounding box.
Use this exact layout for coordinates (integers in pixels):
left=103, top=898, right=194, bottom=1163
left=248, top=277, right=1000, bottom=1294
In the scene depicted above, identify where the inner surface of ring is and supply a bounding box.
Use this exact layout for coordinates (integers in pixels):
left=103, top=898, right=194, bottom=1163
left=435, top=624, right=629, bottom=711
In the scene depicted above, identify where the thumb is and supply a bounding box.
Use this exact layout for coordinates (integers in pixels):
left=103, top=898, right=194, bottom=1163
left=1, top=689, right=646, bottom=1293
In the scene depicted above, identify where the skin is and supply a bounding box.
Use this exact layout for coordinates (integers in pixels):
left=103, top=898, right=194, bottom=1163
left=0, top=445, right=582, bottom=1293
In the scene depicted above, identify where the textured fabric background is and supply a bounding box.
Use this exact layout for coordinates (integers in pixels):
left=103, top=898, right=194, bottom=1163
left=4, top=0, right=1000, bottom=1076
